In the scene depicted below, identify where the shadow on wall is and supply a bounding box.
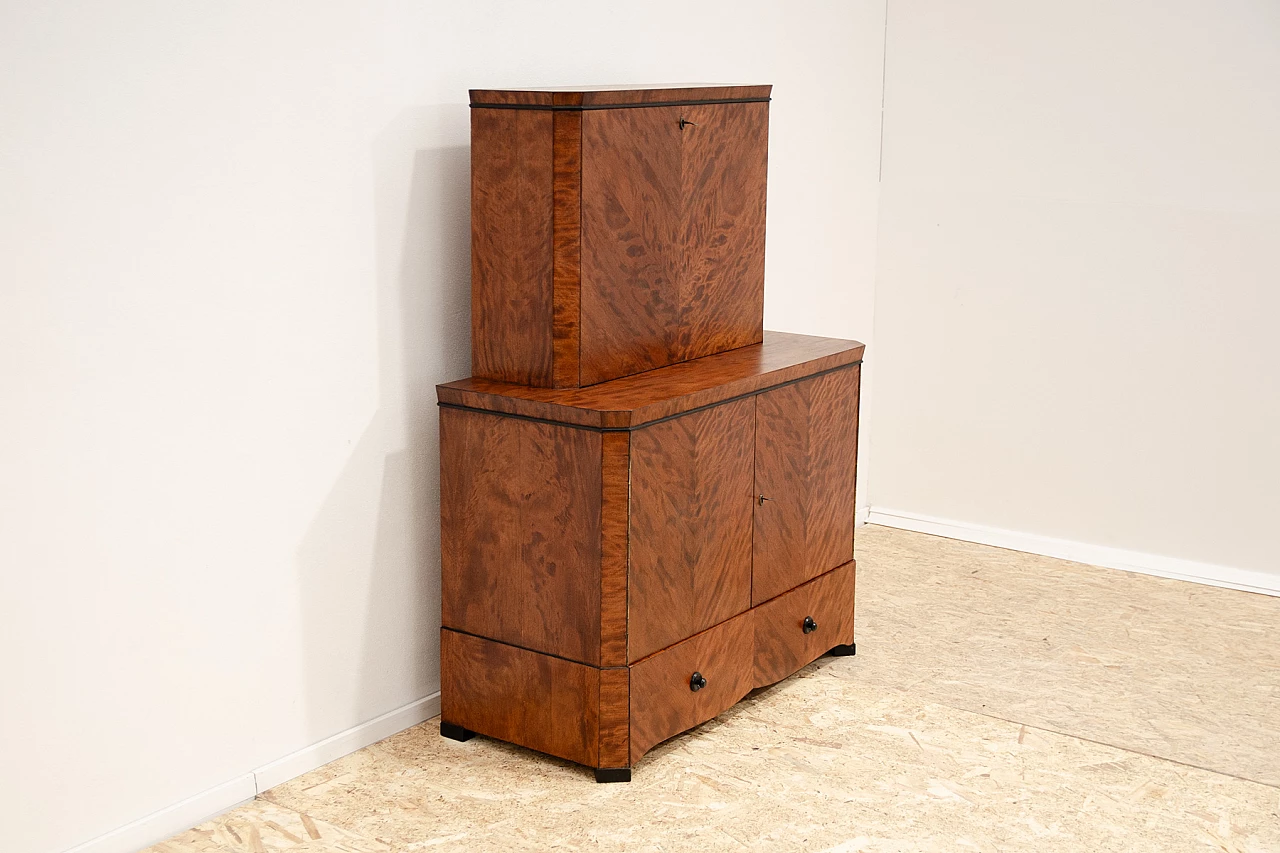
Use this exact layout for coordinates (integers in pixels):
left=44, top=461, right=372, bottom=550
left=294, top=105, right=471, bottom=744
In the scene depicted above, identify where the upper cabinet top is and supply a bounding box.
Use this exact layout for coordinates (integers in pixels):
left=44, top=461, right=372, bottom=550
left=469, top=84, right=772, bottom=108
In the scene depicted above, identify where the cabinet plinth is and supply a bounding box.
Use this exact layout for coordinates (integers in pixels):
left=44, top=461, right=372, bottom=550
left=438, top=331, right=863, bottom=774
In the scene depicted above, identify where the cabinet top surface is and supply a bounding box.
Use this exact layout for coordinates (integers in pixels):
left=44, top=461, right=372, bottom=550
left=469, top=84, right=772, bottom=108
left=438, top=331, right=863, bottom=429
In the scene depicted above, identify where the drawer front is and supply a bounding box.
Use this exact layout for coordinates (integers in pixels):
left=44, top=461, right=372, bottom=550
left=753, top=560, right=856, bottom=688
left=629, top=611, right=754, bottom=764
left=441, top=629, right=600, bottom=768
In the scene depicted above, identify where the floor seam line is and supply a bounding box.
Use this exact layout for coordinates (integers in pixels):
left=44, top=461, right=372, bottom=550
left=885, top=685, right=1280, bottom=791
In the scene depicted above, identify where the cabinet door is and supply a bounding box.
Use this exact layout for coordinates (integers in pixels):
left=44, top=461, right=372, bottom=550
left=753, top=366, right=860, bottom=605
left=580, top=106, right=683, bottom=386
left=676, top=101, right=768, bottom=362
left=628, top=397, right=755, bottom=662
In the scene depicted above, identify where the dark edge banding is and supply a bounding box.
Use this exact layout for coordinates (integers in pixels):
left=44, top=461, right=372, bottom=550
left=471, top=97, right=772, bottom=112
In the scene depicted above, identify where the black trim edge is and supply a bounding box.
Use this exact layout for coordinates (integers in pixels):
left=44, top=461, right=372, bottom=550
left=470, top=97, right=771, bottom=112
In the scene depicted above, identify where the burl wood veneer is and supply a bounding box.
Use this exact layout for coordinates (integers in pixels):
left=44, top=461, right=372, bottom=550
left=438, top=332, right=863, bottom=781
left=469, top=84, right=770, bottom=388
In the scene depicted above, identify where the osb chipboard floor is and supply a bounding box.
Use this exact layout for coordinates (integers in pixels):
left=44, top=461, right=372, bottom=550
left=148, top=526, right=1280, bottom=853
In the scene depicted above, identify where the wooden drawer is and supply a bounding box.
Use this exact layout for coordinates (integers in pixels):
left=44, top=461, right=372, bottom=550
left=753, top=560, right=856, bottom=688
left=628, top=610, right=754, bottom=764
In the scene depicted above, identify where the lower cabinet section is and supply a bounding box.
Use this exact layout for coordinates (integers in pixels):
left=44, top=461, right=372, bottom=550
left=440, top=560, right=856, bottom=778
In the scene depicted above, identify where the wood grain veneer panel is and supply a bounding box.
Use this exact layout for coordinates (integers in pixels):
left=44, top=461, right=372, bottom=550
left=752, top=365, right=859, bottom=605
left=437, top=331, right=865, bottom=428
left=440, top=407, right=603, bottom=664
left=628, top=398, right=754, bottom=662
left=752, top=561, right=856, bottom=688
left=677, top=101, right=768, bottom=361
left=441, top=629, right=599, bottom=767
left=628, top=611, right=754, bottom=764
left=598, top=667, right=630, bottom=769
left=580, top=106, right=682, bottom=386
left=470, top=107, right=554, bottom=386
left=551, top=110, right=582, bottom=387
left=600, top=431, right=630, bottom=667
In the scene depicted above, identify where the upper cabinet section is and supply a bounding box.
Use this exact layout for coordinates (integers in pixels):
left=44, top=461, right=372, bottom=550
left=470, top=85, right=771, bottom=388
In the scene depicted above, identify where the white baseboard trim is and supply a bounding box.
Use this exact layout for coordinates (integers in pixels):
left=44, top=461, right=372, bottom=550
left=62, top=774, right=256, bottom=853
left=65, top=691, right=442, bottom=853
left=866, top=507, right=1280, bottom=597
left=254, top=691, right=441, bottom=792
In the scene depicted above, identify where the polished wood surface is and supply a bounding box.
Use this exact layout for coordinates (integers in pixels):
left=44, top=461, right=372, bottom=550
left=580, top=105, right=682, bottom=385
left=438, top=331, right=864, bottom=428
left=599, top=431, right=630, bottom=667
left=439, top=407, right=603, bottom=664
left=677, top=102, right=767, bottom=361
left=752, top=561, right=857, bottom=688
left=628, top=398, right=754, bottom=662
left=551, top=110, right=582, bottom=387
left=752, top=365, right=860, bottom=604
left=598, top=667, right=630, bottom=769
left=470, top=85, right=772, bottom=108
left=470, top=107, right=554, bottom=386
left=628, top=610, right=755, bottom=764
left=441, top=629, right=599, bottom=767
left=471, top=86, right=771, bottom=388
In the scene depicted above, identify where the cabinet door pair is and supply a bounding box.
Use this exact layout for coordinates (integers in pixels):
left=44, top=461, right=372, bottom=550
left=627, top=366, right=859, bottom=662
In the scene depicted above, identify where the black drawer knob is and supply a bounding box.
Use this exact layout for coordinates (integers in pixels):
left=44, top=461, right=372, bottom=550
left=802, top=615, right=818, bottom=634
left=689, top=671, right=708, bottom=692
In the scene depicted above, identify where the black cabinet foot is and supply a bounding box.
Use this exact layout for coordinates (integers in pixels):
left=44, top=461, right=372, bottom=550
left=595, top=767, right=631, bottom=783
left=440, top=720, right=475, bottom=742
left=828, top=642, right=856, bottom=657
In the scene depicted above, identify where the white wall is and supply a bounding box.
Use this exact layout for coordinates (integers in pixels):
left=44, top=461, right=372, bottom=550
left=868, top=0, right=1280, bottom=583
left=0, top=3, right=885, bottom=852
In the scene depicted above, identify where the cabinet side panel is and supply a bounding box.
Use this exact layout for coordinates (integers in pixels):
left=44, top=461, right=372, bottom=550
left=580, top=107, right=682, bottom=386
left=440, top=407, right=523, bottom=645
left=677, top=101, right=768, bottom=361
left=600, top=431, right=630, bottom=666
left=628, top=398, right=754, bottom=662
left=521, top=421, right=604, bottom=664
left=472, top=108, right=554, bottom=386
left=440, top=408, right=603, bottom=664
left=551, top=110, right=582, bottom=387
left=805, top=367, right=859, bottom=574
left=441, top=629, right=599, bottom=767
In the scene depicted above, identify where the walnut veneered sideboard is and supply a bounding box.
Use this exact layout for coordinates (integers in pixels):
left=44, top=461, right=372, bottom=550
left=441, top=84, right=863, bottom=782
left=437, top=331, right=862, bottom=782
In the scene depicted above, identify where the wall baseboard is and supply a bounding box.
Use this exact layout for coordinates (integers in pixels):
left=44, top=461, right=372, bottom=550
left=65, top=692, right=442, bottom=853
left=254, top=692, right=442, bottom=792
left=866, top=507, right=1280, bottom=597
